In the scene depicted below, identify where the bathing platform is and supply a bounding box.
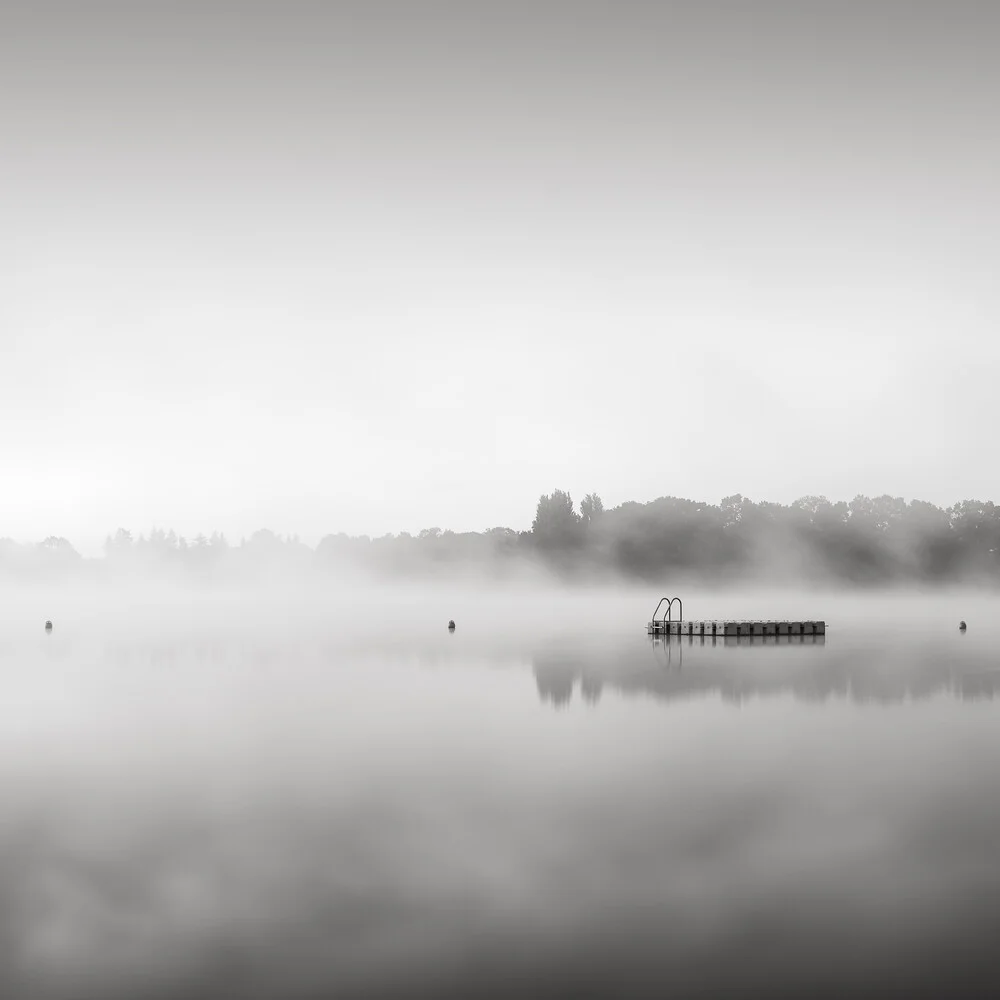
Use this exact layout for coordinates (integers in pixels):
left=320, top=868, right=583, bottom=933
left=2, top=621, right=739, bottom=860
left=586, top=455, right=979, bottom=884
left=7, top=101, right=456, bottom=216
left=647, top=597, right=826, bottom=637
left=650, top=620, right=827, bottom=636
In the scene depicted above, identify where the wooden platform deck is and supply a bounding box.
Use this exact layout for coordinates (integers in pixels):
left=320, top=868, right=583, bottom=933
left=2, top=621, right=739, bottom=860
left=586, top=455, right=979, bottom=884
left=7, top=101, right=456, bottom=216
left=648, top=620, right=826, bottom=637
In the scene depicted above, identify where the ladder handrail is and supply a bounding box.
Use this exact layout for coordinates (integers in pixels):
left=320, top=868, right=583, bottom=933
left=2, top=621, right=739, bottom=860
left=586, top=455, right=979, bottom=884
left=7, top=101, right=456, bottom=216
left=651, top=596, right=684, bottom=623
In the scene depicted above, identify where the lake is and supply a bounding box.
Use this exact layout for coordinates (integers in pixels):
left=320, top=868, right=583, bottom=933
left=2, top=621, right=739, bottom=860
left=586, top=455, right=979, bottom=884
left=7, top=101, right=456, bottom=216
left=2, top=586, right=998, bottom=998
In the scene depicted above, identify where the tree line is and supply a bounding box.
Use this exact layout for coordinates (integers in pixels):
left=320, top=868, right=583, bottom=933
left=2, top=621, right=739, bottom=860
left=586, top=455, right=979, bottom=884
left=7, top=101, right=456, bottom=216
left=526, top=490, right=1000, bottom=582
left=3, top=491, right=1000, bottom=583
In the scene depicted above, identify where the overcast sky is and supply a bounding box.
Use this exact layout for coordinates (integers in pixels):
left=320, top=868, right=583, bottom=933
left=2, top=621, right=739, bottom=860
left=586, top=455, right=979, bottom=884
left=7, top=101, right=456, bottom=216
left=2, top=1, right=998, bottom=554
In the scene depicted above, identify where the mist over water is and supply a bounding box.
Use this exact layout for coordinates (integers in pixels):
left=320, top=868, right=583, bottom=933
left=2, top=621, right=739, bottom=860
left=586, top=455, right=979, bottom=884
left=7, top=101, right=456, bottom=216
left=5, top=0, right=1000, bottom=994
left=1, top=584, right=998, bottom=998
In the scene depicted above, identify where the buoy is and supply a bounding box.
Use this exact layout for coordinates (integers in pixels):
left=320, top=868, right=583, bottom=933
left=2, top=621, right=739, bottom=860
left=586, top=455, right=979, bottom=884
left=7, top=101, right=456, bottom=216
left=959, top=620, right=967, bottom=631
left=448, top=620, right=456, bottom=631
left=45, top=620, right=53, bottom=631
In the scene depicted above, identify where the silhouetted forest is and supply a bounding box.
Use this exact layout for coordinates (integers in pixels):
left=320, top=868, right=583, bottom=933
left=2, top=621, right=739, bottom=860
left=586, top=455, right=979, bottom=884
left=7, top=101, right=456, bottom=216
left=4, top=491, right=1000, bottom=584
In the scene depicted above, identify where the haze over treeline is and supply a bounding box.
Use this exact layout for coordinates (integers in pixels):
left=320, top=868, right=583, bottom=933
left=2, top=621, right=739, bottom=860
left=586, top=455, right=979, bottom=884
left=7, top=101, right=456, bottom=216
left=4, top=491, right=1000, bottom=586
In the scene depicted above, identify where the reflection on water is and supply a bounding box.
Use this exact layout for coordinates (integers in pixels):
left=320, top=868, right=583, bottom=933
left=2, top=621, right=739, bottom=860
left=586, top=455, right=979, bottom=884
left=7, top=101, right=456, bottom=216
left=3, top=611, right=1000, bottom=998
left=534, top=634, right=1000, bottom=707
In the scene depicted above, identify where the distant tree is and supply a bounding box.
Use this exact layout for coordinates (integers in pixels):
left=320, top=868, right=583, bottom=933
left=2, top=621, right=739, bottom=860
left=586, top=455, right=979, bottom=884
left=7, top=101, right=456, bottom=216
left=38, top=536, right=79, bottom=556
left=104, top=528, right=133, bottom=558
left=948, top=500, right=1000, bottom=572
left=580, top=493, right=604, bottom=527
left=37, top=536, right=82, bottom=568
left=148, top=527, right=169, bottom=554
left=720, top=494, right=748, bottom=528
left=846, top=495, right=904, bottom=533
left=531, top=489, right=582, bottom=551
left=485, top=527, right=519, bottom=557
left=792, top=495, right=833, bottom=519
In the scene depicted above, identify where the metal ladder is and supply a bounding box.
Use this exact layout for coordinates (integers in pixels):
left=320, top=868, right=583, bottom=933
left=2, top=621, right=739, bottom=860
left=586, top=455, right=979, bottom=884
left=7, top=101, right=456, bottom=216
left=650, top=596, right=683, bottom=628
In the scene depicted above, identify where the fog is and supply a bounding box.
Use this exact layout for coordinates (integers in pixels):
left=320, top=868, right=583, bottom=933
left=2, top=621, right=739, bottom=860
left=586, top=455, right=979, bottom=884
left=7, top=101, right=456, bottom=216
left=1, top=584, right=998, bottom=998
left=4, top=2, right=1000, bottom=550
left=5, top=0, right=1000, bottom=995
left=3, top=572, right=995, bottom=643
left=7, top=490, right=1000, bottom=596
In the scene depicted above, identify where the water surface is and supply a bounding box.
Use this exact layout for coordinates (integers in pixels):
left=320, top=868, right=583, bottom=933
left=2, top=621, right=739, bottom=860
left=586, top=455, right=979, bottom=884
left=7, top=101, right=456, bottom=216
left=2, top=589, right=998, bottom=998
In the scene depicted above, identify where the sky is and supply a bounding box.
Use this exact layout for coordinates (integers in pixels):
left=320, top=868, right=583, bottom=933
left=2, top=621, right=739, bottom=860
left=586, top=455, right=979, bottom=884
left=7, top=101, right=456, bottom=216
left=2, top=1, right=999, bottom=555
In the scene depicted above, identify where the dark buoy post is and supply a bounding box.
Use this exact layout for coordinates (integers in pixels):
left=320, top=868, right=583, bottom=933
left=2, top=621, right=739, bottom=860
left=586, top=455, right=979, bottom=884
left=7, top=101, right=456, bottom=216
left=960, top=620, right=967, bottom=631
left=45, top=620, right=52, bottom=631
left=448, top=619, right=456, bottom=631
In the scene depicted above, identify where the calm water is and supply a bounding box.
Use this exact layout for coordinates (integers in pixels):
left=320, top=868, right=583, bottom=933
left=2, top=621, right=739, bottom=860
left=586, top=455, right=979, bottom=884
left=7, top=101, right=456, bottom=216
left=2, top=589, right=999, bottom=998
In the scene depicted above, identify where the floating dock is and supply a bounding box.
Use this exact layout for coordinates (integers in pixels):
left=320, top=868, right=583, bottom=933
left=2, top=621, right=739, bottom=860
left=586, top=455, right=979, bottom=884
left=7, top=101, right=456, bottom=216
left=647, top=596, right=825, bottom=637
left=648, top=620, right=826, bottom=636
